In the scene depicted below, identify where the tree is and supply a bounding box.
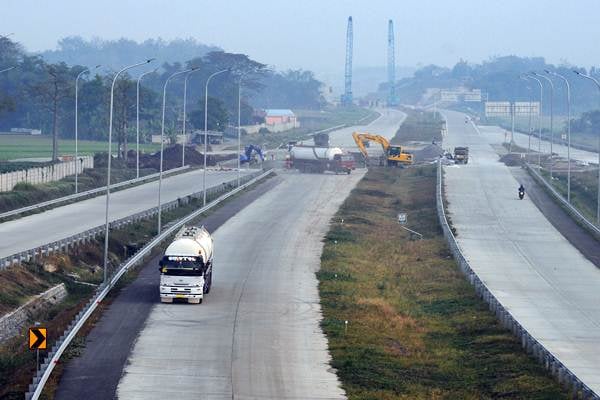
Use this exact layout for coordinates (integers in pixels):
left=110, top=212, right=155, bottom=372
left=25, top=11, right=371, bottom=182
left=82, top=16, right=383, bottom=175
left=189, top=96, right=229, bottom=131
left=31, top=63, right=74, bottom=160
left=113, top=75, right=136, bottom=158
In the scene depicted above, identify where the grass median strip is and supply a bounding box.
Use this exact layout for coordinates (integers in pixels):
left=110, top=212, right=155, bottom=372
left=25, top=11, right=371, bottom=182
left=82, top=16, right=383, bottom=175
left=318, top=165, right=568, bottom=399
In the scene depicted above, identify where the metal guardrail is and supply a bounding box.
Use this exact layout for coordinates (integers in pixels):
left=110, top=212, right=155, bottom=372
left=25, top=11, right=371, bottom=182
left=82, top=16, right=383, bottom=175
left=524, top=163, right=600, bottom=241
left=0, top=165, right=190, bottom=220
left=24, top=168, right=273, bottom=400
left=436, top=160, right=597, bottom=400
left=0, top=169, right=261, bottom=271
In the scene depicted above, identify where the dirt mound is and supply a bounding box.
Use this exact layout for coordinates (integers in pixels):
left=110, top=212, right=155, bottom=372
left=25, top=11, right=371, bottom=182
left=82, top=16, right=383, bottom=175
left=130, top=145, right=235, bottom=170
left=412, top=144, right=444, bottom=162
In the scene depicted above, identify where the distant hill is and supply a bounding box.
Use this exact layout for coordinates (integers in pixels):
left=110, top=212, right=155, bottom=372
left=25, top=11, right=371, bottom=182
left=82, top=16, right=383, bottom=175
left=37, top=36, right=221, bottom=70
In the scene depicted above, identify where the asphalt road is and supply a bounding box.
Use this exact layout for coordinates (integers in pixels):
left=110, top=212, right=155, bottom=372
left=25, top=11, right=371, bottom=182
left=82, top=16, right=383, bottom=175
left=476, top=124, right=598, bottom=164
left=115, top=170, right=362, bottom=400
left=54, top=175, right=282, bottom=400
left=0, top=169, right=253, bottom=259
left=442, top=109, right=600, bottom=394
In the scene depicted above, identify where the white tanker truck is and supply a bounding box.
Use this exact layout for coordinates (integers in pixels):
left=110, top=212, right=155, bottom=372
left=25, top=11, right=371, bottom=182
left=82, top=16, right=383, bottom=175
left=289, top=145, right=355, bottom=174
left=159, top=226, right=213, bottom=304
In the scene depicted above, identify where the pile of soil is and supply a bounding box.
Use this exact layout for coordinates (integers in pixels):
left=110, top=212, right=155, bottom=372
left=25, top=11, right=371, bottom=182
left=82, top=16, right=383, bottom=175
left=129, top=144, right=235, bottom=170
left=412, top=144, right=444, bottom=162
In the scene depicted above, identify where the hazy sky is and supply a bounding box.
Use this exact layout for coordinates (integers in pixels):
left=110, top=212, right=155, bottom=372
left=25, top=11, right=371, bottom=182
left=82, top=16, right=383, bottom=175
left=3, top=0, right=599, bottom=75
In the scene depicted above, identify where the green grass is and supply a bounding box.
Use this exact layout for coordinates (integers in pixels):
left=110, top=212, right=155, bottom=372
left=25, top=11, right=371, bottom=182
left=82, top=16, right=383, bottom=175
left=540, top=168, right=599, bottom=224
left=0, top=135, right=160, bottom=161
left=318, top=166, right=569, bottom=399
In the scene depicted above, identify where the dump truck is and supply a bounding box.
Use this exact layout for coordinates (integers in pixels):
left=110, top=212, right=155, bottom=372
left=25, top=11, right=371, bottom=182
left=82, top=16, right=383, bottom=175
left=453, top=146, right=469, bottom=164
left=159, top=226, right=213, bottom=304
left=290, top=145, right=354, bottom=174
left=352, top=131, right=413, bottom=166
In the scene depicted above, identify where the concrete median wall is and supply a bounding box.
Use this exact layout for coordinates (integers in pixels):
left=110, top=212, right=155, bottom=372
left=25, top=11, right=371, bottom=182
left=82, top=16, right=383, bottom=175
left=0, top=156, right=94, bottom=192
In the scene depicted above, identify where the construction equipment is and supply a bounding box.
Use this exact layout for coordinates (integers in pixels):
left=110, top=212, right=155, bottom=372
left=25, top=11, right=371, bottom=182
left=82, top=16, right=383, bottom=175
left=239, top=144, right=264, bottom=164
left=453, top=146, right=469, bottom=164
left=352, top=131, right=413, bottom=166
left=289, top=145, right=355, bottom=174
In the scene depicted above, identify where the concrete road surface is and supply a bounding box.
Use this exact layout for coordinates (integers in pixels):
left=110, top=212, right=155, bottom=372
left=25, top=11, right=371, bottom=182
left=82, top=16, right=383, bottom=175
left=0, top=169, right=253, bottom=259
left=116, top=171, right=360, bottom=399
left=442, top=109, right=600, bottom=394
left=476, top=124, right=598, bottom=164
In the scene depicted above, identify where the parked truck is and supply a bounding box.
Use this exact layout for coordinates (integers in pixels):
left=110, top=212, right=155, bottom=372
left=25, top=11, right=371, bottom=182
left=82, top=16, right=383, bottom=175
left=159, top=226, right=213, bottom=304
left=453, top=146, right=469, bottom=164
left=290, top=145, right=355, bottom=174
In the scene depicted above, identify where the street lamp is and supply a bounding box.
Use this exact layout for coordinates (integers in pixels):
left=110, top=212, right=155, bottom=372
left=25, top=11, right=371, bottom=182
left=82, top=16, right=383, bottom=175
left=75, top=65, right=100, bottom=193
left=103, top=59, right=154, bottom=285
left=136, top=67, right=158, bottom=179
left=533, top=71, right=555, bottom=177
left=573, top=69, right=600, bottom=225
left=0, top=66, right=16, bottom=74
left=546, top=70, right=572, bottom=203
left=182, top=67, right=201, bottom=168
left=237, top=76, right=244, bottom=187
left=157, top=68, right=194, bottom=234
left=519, top=75, right=533, bottom=155
left=203, top=69, right=229, bottom=205
left=526, top=73, right=544, bottom=165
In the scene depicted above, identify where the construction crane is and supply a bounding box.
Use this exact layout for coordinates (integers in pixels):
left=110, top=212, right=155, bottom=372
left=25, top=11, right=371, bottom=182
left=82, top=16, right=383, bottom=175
left=352, top=131, right=413, bottom=166
left=340, top=16, right=353, bottom=106
left=387, top=19, right=398, bottom=107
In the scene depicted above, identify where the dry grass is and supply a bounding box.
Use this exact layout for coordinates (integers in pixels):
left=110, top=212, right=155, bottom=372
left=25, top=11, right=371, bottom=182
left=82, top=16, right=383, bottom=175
left=318, top=166, right=569, bottom=399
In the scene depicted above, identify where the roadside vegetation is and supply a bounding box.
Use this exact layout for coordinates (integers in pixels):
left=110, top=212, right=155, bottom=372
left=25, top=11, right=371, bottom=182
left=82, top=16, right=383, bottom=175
left=318, top=166, right=569, bottom=399
left=540, top=168, right=599, bottom=224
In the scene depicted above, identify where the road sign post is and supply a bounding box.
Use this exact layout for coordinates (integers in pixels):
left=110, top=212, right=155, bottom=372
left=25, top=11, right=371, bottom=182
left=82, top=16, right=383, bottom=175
left=397, top=212, right=407, bottom=225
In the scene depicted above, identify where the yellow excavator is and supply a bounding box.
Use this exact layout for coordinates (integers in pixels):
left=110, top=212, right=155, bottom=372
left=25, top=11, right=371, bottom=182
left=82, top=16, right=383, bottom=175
left=352, top=132, right=413, bottom=166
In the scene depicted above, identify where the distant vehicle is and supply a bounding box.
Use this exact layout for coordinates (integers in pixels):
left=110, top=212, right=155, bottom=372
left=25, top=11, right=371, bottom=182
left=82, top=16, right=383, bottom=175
left=465, top=117, right=469, bottom=124
left=518, top=185, right=525, bottom=200
left=352, top=131, right=413, bottom=167
left=290, top=145, right=354, bottom=174
left=159, top=226, right=214, bottom=304
left=453, top=146, right=469, bottom=164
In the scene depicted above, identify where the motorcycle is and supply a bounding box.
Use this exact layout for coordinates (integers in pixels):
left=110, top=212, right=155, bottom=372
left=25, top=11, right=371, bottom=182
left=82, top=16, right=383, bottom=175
left=518, top=189, right=525, bottom=200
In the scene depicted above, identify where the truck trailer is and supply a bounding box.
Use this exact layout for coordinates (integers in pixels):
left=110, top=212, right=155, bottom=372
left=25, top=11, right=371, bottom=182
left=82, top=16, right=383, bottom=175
left=290, top=145, right=355, bottom=174
left=159, top=226, right=214, bottom=304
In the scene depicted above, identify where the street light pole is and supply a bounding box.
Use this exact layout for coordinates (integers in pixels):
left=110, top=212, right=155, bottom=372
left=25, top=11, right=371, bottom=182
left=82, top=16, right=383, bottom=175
left=534, top=72, right=555, bottom=177
left=526, top=73, right=544, bottom=166
left=203, top=69, right=229, bottom=205
left=519, top=75, right=533, bottom=156
left=237, top=77, right=243, bottom=187
left=157, top=68, right=193, bottom=234
left=136, top=68, right=157, bottom=179
left=103, top=59, right=154, bottom=285
left=573, top=70, right=600, bottom=225
left=182, top=67, right=201, bottom=168
left=75, top=65, right=100, bottom=194
left=547, top=70, right=572, bottom=203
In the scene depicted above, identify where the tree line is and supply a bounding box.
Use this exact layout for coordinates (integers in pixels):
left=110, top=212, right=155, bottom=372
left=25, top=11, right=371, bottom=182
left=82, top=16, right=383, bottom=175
left=0, top=36, right=325, bottom=160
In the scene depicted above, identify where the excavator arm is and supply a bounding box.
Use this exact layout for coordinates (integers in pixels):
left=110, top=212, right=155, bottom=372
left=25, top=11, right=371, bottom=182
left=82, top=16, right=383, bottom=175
left=352, top=132, right=390, bottom=159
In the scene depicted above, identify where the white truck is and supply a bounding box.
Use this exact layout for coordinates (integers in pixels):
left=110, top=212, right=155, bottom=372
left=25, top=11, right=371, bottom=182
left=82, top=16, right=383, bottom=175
left=159, top=226, right=214, bottom=304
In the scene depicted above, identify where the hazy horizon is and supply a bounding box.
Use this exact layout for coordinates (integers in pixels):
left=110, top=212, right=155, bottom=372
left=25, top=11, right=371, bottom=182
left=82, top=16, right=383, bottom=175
left=4, top=0, right=600, bottom=77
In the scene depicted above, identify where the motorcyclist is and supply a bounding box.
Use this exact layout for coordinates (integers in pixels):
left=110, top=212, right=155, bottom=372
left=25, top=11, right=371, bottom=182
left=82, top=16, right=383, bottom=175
left=518, top=184, right=525, bottom=193
left=518, top=184, right=525, bottom=199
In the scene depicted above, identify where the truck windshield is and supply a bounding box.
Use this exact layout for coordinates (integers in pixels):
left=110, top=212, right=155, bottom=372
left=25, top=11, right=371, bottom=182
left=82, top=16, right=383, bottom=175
left=160, top=256, right=205, bottom=276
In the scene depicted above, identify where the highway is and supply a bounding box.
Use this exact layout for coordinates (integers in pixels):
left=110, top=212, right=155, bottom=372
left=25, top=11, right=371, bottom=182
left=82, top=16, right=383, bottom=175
left=476, top=124, right=598, bottom=164
left=0, top=169, right=253, bottom=259
left=116, top=171, right=359, bottom=399
left=442, top=109, right=600, bottom=394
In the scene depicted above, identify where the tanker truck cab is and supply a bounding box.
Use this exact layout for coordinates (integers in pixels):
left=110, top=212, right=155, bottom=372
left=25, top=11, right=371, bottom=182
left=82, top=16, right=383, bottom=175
left=159, top=226, right=213, bottom=304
